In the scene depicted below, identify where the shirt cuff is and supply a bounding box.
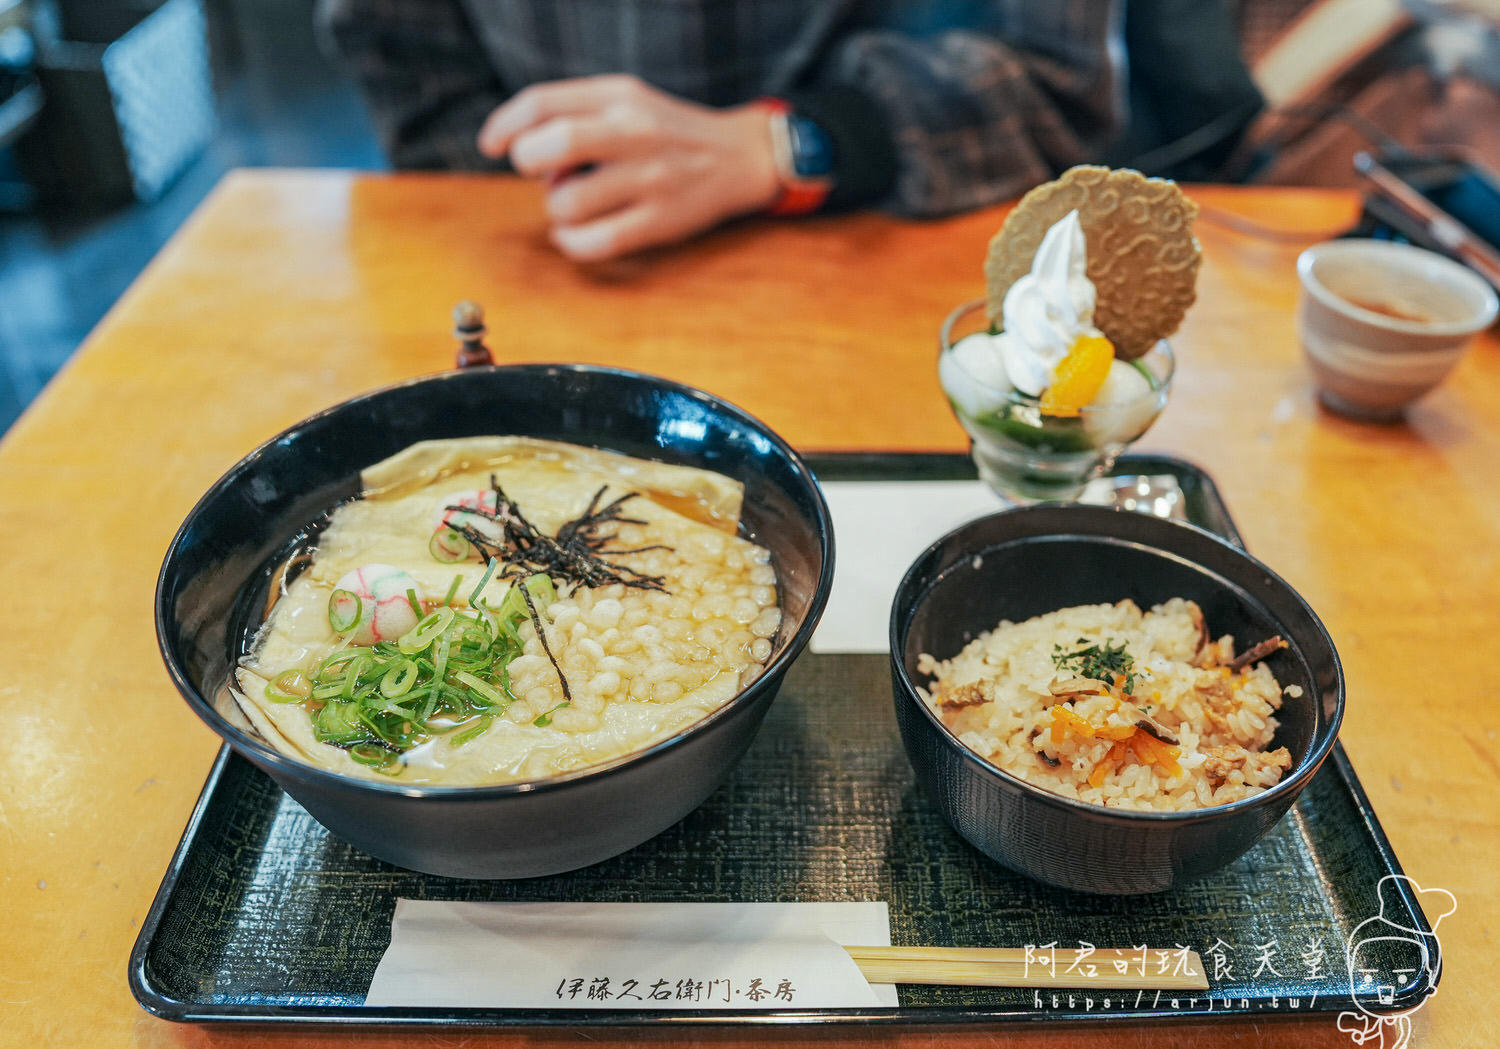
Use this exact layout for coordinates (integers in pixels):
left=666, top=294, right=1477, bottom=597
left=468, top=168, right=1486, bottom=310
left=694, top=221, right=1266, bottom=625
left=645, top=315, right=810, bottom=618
left=782, top=85, right=897, bottom=211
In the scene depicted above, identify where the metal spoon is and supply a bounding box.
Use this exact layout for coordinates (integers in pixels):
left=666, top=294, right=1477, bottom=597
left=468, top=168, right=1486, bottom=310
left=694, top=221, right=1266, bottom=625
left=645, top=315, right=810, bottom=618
left=1079, top=474, right=1186, bottom=520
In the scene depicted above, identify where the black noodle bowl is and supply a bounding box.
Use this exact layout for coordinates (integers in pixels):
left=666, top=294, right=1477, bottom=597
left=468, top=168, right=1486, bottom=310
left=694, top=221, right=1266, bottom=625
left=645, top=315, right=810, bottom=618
left=157, top=365, right=834, bottom=879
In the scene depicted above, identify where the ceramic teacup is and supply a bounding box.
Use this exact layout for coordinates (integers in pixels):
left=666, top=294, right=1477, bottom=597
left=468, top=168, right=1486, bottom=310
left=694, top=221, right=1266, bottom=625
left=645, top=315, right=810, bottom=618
left=1297, top=240, right=1498, bottom=420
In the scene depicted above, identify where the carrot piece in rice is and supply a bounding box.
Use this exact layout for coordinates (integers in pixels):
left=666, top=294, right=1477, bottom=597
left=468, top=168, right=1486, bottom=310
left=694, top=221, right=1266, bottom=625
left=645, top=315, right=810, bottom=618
left=1051, top=705, right=1095, bottom=742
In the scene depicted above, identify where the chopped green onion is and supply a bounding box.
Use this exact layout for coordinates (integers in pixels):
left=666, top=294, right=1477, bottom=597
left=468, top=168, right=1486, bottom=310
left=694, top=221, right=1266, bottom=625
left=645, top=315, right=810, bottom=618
left=525, top=573, right=557, bottom=608
left=454, top=670, right=510, bottom=710
left=398, top=607, right=456, bottom=654
left=533, top=700, right=569, bottom=727
left=494, top=615, right=522, bottom=649
left=450, top=717, right=491, bottom=747
left=328, top=589, right=362, bottom=633
left=453, top=626, right=492, bottom=655
left=491, top=573, right=557, bottom=623
left=414, top=687, right=439, bottom=725
left=265, top=571, right=547, bottom=762
left=380, top=659, right=419, bottom=698
left=432, top=626, right=451, bottom=685
left=314, top=701, right=367, bottom=744
left=264, top=669, right=312, bottom=703
left=429, top=526, right=471, bottom=564
left=492, top=582, right=523, bottom=620
left=348, top=743, right=399, bottom=770
left=317, top=650, right=364, bottom=677
left=475, top=605, right=499, bottom=636
left=405, top=587, right=423, bottom=617
left=367, top=695, right=417, bottom=718
left=469, top=557, right=500, bottom=607
left=341, top=653, right=371, bottom=700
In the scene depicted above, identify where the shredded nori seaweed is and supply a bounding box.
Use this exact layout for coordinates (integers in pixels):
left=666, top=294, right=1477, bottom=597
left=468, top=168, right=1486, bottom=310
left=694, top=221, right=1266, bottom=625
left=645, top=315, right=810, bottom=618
left=448, top=478, right=672, bottom=595
left=445, top=478, right=678, bottom=711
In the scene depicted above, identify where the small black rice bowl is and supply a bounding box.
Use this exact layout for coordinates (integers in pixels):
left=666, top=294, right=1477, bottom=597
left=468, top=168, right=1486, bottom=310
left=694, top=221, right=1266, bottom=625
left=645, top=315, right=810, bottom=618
left=890, top=504, right=1343, bottom=895
left=157, top=365, right=833, bottom=880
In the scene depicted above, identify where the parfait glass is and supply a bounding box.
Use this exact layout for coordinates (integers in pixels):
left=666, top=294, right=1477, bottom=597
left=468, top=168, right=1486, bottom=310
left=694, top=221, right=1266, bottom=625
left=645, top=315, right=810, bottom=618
left=939, top=300, right=1174, bottom=502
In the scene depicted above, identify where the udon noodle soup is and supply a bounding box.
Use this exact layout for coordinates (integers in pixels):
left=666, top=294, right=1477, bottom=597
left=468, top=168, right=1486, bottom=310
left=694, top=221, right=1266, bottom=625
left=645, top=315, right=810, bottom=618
left=228, top=437, right=780, bottom=785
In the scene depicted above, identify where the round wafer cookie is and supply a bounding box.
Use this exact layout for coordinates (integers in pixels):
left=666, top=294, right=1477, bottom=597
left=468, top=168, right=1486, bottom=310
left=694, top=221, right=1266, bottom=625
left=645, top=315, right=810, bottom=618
left=983, top=166, right=1200, bottom=360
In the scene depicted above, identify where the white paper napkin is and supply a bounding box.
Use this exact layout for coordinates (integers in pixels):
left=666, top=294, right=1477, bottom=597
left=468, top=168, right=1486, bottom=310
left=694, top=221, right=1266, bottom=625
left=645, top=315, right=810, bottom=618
left=366, top=900, right=899, bottom=1009
left=811, top=480, right=1003, bottom=653
left=810, top=477, right=1147, bottom=653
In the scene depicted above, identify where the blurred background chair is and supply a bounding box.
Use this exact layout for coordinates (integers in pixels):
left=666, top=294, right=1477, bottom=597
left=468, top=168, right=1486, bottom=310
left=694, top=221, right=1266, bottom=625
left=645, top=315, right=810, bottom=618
left=14, top=0, right=215, bottom=207
left=0, top=0, right=380, bottom=432
left=0, top=1, right=43, bottom=175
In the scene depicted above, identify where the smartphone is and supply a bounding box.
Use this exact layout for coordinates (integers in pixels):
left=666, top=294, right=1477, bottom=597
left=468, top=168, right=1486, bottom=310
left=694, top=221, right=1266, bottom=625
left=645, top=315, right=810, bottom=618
left=1353, top=149, right=1500, bottom=292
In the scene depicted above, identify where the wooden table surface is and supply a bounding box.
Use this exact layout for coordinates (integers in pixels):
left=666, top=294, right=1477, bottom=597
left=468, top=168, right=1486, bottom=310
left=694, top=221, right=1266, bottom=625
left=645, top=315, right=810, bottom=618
left=2, top=171, right=1495, bottom=1049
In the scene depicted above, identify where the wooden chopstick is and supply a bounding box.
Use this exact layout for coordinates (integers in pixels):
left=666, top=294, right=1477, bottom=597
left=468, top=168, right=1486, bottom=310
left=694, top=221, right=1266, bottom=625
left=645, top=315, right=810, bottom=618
left=844, top=946, right=1209, bottom=990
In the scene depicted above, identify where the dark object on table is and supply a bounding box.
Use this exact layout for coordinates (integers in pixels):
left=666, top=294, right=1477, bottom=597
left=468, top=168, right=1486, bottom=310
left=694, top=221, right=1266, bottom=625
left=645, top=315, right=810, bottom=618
left=1351, top=148, right=1500, bottom=293
left=890, top=503, right=1344, bottom=896
left=14, top=0, right=213, bottom=206
left=155, top=364, right=834, bottom=879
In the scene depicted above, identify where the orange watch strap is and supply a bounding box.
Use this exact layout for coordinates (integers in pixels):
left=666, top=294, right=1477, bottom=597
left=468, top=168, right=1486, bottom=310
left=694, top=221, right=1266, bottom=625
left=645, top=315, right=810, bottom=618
left=755, top=97, right=832, bottom=217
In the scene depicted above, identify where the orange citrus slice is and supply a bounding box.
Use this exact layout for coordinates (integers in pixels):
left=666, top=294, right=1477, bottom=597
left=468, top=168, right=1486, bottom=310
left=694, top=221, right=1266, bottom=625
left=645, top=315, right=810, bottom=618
left=1041, top=334, right=1115, bottom=416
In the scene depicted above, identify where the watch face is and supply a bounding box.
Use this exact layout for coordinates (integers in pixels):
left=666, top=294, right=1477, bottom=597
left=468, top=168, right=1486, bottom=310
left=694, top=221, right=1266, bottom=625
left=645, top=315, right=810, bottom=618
left=787, top=114, right=835, bottom=180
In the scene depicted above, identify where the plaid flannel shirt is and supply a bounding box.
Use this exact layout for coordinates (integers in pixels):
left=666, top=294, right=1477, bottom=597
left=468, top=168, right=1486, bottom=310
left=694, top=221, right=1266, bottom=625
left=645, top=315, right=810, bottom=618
left=318, top=0, right=1123, bottom=217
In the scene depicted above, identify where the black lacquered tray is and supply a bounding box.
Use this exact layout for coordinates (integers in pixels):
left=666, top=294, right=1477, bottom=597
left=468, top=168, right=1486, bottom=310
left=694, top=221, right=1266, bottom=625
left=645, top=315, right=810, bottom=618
left=130, top=452, right=1435, bottom=1026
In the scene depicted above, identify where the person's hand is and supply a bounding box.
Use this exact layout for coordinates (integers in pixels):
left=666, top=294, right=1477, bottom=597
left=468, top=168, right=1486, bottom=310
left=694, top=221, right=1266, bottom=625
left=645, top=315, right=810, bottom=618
left=478, top=75, right=781, bottom=262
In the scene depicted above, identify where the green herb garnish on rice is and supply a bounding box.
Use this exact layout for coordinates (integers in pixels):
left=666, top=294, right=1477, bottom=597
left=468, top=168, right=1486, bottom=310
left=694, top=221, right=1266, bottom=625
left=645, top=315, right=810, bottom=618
left=1052, top=638, right=1138, bottom=694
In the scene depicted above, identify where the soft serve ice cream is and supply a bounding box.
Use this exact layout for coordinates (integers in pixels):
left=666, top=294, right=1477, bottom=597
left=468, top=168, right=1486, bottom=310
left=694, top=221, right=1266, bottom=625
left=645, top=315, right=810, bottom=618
left=940, top=165, right=1199, bottom=499
left=940, top=209, right=1153, bottom=430
left=995, top=209, right=1098, bottom=397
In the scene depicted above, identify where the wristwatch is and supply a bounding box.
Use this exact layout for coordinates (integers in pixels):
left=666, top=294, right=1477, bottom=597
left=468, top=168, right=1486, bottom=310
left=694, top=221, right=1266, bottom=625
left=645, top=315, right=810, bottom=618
left=758, top=98, right=835, bottom=216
